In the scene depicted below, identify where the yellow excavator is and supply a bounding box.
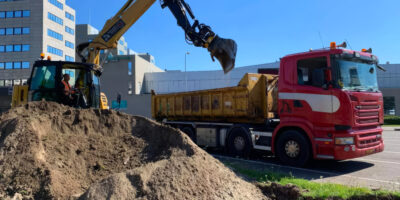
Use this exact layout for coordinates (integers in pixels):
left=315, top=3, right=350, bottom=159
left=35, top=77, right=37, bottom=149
left=11, top=0, right=237, bottom=109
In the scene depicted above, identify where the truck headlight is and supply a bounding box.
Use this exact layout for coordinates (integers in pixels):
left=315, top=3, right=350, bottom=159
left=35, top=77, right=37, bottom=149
left=335, top=137, right=354, bottom=145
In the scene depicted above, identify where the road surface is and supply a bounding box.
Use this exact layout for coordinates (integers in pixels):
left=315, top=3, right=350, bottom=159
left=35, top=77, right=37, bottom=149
left=214, top=129, right=400, bottom=191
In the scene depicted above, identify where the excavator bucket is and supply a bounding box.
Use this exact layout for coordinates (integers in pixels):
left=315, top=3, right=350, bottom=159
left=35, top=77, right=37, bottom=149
left=208, top=36, right=237, bottom=74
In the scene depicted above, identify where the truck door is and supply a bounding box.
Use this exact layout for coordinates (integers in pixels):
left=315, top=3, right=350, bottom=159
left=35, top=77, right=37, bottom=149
left=280, top=56, right=335, bottom=134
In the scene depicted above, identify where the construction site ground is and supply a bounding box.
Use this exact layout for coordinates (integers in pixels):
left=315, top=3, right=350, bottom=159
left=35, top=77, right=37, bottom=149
left=214, top=129, right=400, bottom=191
left=0, top=102, right=399, bottom=200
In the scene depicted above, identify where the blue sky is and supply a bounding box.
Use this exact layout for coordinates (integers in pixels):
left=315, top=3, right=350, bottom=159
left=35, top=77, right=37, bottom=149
left=67, top=0, right=400, bottom=71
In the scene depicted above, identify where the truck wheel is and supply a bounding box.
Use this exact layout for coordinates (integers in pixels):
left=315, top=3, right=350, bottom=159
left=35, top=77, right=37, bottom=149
left=276, top=130, right=311, bottom=167
left=181, top=127, right=196, bottom=143
left=227, top=128, right=251, bottom=158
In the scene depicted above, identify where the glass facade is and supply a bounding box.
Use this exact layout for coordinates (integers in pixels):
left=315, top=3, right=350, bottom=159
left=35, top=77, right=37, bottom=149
left=0, top=27, right=29, bottom=35
left=0, top=61, right=30, bottom=70
left=65, top=26, right=74, bottom=35
left=47, top=45, right=63, bottom=56
left=65, top=40, right=74, bottom=49
left=48, top=28, right=63, bottom=41
left=48, top=0, right=63, bottom=10
left=65, top=11, right=74, bottom=21
left=0, top=10, right=30, bottom=18
left=65, top=55, right=74, bottom=61
left=48, top=12, right=63, bottom=25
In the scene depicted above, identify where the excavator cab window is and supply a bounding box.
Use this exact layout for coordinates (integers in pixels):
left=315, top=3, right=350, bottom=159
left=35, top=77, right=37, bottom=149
left=91, top=73, right=101, bottom=108
left=30, top=65, right=58, bottom=101
left=61, top=65, right=92, bottom=108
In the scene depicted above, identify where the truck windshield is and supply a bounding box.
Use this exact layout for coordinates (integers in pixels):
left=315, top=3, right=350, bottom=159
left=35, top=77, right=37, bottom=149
left=333, top=59, right=379, bottom=92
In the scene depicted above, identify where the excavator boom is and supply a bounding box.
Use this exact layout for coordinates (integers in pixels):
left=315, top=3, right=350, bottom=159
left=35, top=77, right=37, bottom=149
left=77, top=0, right=237, bottom=74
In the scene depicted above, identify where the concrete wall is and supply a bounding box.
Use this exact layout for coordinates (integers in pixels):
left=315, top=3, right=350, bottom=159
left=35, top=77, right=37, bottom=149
left=143, top=62, right=279, bottom=94
left=377, top=64, right=400, bottom=88
left=100, top=54, right=162, bottom=117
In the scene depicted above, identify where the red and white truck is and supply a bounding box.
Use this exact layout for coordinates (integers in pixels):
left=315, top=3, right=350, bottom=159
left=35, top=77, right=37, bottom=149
left=152, top=42, right=384, bottom=166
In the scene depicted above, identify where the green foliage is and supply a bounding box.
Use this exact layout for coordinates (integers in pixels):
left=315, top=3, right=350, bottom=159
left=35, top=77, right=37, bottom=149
left=384, top=115, right=400, bottom=125
left=225, top=162, right=400, bottom=199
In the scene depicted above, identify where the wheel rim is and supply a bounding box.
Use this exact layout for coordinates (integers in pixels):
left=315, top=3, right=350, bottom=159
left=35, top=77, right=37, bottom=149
left=233, top=136, right=246, bottom=151
left=285, top=140, right=300, bottom=158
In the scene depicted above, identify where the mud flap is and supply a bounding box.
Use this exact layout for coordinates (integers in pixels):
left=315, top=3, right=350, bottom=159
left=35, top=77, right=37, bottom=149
left=208, top=35, right=237, bottom=74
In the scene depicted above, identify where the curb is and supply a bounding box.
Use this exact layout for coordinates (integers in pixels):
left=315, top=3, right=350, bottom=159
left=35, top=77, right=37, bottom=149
left=382, top=127, right=400, bottom=131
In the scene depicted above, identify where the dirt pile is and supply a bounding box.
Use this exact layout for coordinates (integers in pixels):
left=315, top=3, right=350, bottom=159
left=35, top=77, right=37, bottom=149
left=0, top=101, right=268, bottom=199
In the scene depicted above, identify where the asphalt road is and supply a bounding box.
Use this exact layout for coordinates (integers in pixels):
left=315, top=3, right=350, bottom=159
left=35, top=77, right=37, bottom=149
left=214, top=129, right=400, bottom=191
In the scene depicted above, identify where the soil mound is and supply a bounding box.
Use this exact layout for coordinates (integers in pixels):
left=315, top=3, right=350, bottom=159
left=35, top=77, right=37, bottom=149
left=0, top=101, right=267, bottom=199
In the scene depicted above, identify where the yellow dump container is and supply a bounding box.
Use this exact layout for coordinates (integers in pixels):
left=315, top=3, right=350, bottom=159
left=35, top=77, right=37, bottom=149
left=152, top=73, right=278, bottom=124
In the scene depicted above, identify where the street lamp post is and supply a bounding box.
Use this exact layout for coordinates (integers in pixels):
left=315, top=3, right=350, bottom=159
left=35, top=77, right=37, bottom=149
left=185, top=52, right=189, bottom=91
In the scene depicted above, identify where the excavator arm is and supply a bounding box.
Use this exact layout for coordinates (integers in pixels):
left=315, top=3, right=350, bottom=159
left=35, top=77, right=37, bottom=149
left=77, top=0, right=237, bottom=74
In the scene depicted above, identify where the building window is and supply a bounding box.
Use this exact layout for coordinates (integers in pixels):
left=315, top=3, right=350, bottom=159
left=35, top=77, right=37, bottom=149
left=5, top=62, right=12, bottom=69
left=65, top=26, right=74, bottom=35
left=65, top=55, right=74, bottom=61
left=0, top=44, right=29, bottom=52
left=48, top=12, right=63, bottom=25
left=5, top=80, right=12, bottom=87
left=6, top=45, right=13, bottom=52
left=6, top=28, right=13, bottom=35
left=23, top=27, right=30, bottom=34
left=47, top=45, right=63, bottom=56
left=13, top=62, right=21, bottom=69
left=6, top=11, right=13, bottom=18
left=0, top=10, right=30, bottom=18
left=0, top=80, right=4, bottom=87
left=65, top=40, right=74, bottom=49
left=13, top=44, right=21, bottom=52
left=0, top=62, right=4, bottom=69
left=48, top=29, right=63, bottom=41
left=22, top=10, right=30, bottom=17
left=128, top=62, right=132, bottom=75
left=22, top=62, right=29, bottom=69
left=65, top=11, right=74, bottom=21
left=14, top=10, right=21, bottom=18
left=0, top=27, right=29, bottom=35
left=14, top=79, right=21, bottom=85
left=22, top=44, right=30, bottom=51
left=14, top=27, right=21, bottom=35
left=48, top=0, right=63, bottom=10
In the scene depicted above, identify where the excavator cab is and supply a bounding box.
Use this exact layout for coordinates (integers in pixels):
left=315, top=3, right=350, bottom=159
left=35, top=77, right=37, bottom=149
left=12, top=60, right=109, bottom=109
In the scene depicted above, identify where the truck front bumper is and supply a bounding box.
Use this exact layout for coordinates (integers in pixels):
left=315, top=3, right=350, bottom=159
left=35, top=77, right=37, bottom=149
left=315, top=126, right=384, bottom=160
left=333, top=142, right=384, bottom=160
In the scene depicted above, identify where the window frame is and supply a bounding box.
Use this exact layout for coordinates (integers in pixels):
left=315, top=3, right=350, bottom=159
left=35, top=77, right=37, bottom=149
left=296, top=56, right=329, bottom=88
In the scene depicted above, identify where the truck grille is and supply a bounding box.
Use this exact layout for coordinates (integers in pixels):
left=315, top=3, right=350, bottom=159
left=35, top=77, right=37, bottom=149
left=357, top=132, right=381, bottom=148
left=355, top=104, right=380, bottom=125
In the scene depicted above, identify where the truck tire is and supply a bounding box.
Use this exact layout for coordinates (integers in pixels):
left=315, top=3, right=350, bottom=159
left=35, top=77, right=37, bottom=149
left=181, top=127, right=196, bottom=143
left=227, top=128, right=251, bottom=158
left=276, top=130, right=311, bottom=167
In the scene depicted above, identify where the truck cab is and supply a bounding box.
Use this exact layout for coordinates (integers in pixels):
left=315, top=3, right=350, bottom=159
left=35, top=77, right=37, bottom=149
left=12, top=60, right=108, bottom=109
left=275, top=45, right=384, bottom=165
